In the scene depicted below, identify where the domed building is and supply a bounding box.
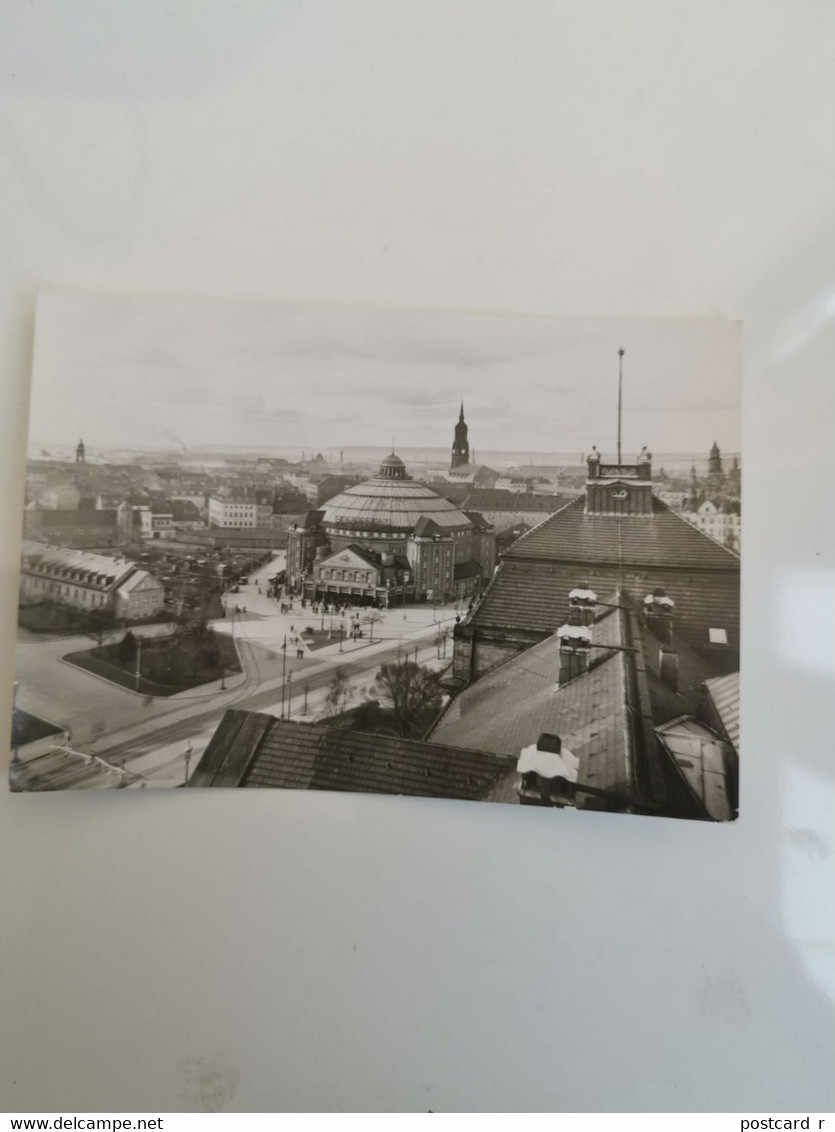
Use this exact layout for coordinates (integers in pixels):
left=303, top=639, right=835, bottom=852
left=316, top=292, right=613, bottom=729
left=286, top=452, right=496, bottom=606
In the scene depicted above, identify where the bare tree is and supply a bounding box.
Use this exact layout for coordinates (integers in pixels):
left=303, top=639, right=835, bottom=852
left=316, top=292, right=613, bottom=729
left=373, top=660, right=443, bottom=738
left=362, top=609, right=384, bottom=643
left=323, top=667, right=353, bottom=717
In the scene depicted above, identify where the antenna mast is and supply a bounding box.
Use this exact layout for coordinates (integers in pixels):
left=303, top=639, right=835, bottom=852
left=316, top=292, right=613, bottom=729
left=617, top=348, right=625, bottom=465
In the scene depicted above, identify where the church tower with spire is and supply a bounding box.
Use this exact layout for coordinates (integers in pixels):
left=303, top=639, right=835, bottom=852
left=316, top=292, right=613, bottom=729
left=450, top=401, right=470, bottom=470
left=708, top=441, right=723, bottom=477
left=75, top=437, right=86, bottom=464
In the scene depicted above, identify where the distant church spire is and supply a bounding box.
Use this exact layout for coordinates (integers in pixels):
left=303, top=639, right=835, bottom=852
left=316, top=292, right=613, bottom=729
left=75, top=437, right=86, bottom=464
left=708, top=440, right=723, bottom=476
left=451, top=402, right=470, bottom=470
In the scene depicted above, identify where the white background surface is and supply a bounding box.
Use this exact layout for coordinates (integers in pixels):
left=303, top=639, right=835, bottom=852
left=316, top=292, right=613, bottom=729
left=1, top=1, right=834, bottom=1113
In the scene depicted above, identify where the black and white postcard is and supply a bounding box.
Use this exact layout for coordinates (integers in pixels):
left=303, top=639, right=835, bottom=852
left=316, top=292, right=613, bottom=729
left=11, top=293, right=740, bottom=819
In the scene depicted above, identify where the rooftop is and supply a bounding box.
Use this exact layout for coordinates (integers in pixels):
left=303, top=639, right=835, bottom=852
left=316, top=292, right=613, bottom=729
left=460, top=490, right=569, bottom=512
left=468, top=492, right=740, bottom=654
left=433, top=605, right=634, bottom=807
left=507, top=495, right=739, bottom=569
left=321, top=453, right=474, bottom=533
left=434, top=592, right=736, bottom=819
left=24, top=547, right=137, bottom=588
left=187, top=711, right=519, bottom=802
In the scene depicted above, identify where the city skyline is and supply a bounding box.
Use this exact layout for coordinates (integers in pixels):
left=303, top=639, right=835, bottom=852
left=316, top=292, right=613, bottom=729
left=29, top=293, right=741, bottom=455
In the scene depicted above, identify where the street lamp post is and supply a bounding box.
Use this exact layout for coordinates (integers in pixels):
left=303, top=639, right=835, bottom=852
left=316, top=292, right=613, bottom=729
left=303, top=683, right=309, bottom=715
left=287, top=672, right=293, bottom=720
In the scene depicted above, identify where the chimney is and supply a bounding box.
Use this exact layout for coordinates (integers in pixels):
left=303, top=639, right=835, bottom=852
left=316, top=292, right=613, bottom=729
left=517, top=733, right=579, bottom=807
left=557, top=623, right=592, bottom=685
left=659, top=646, right=679, bottom=692
left=568, top=584, right=597, bottom=626
left=643, top=586, right=674, bottom=644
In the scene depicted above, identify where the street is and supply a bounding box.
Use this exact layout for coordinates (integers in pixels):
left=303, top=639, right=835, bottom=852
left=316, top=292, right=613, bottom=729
left=13, top=552, right=461, bottom=789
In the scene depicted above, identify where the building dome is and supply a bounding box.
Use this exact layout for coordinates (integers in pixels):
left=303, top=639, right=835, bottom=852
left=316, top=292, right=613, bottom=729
left=321, top=452, right=472, bottom=534
left=378, top=451, right=407, bottom=479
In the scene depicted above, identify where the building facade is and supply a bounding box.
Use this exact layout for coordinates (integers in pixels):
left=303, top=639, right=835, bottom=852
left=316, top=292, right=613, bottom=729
left=286, top=452, right=496, bottom=605
left=208, top=488, right=273, bottom=529
left=19, top=547, right=165, bottom=621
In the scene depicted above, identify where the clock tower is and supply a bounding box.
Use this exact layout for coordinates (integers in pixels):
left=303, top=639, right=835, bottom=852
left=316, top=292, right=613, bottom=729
left=450, top=401, right=470, bottom=470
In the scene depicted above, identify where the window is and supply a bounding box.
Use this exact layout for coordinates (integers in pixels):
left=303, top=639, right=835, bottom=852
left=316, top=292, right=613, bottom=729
left=708, top=627, right=728, bottom=645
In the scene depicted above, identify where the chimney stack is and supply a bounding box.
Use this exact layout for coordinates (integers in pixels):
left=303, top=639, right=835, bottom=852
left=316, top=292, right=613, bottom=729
left=568, top=584, right=597, bottom=626
left=643, top=586, right=674, bottom=644
left=557, top=623, right=592, bottom=685
left=517, top=733, right=580, bottom=807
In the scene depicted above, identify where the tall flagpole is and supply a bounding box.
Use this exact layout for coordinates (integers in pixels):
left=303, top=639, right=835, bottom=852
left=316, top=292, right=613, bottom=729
left=617, top=348, right=625, bottom=465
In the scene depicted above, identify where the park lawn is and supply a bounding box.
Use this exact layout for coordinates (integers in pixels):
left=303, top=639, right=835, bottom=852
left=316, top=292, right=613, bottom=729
left=63, top=629, right=241, bottom=697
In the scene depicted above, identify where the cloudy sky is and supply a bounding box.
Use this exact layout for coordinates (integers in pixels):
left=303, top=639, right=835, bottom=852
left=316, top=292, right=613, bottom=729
left=29, top=292, right=740, bottom=457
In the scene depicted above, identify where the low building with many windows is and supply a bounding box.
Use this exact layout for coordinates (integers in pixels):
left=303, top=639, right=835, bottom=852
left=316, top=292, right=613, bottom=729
left=19, top=547, right=165, bottom=621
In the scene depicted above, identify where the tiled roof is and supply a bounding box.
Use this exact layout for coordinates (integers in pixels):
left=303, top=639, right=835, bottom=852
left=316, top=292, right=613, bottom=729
left=322, top=476, right=472, bottom=532
left=471, top=557, right=740, bottom=653
left=507, top=495, right=739, bottom=569
left=188, top=711, right=519, bottom=802
left=432, top=608, right=632, bottom=804
left=704, top=671, right=740, bottom=752
left=434, top=592, right=732, bottom=818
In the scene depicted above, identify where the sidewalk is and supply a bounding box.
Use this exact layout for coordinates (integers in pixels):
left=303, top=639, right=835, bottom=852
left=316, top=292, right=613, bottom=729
left=129, top=635, right=450, bottom=788
left=84, top=604, right=454, bottom=764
